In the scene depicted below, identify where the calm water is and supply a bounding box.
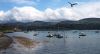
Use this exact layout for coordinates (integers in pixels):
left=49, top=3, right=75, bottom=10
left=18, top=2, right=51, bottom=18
left=5, top=30, right=100, bottom=54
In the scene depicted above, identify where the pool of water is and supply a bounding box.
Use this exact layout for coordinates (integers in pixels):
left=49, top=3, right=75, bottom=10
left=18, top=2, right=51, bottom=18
left=5, top=30, right=100, bottom=54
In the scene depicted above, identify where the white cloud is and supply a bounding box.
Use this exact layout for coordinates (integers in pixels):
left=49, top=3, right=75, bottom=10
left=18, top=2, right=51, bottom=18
left=0, top=11, right=6, bottom=21
left=0, top=2, right=100, bottom=22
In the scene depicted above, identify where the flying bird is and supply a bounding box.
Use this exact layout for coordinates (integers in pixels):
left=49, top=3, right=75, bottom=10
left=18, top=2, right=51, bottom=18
left=68, top=2, right=78, bottom=7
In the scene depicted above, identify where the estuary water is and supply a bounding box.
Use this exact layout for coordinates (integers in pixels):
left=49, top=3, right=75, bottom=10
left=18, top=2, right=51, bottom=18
left=4, top=30, right=100, bottom=54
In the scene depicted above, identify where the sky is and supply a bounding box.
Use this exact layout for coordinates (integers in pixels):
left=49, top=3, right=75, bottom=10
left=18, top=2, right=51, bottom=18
left=0, top=0, right=100, bottom=22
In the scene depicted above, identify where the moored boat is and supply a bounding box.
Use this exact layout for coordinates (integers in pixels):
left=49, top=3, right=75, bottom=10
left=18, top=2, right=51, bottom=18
left=79, top=32, right=86, bottom=36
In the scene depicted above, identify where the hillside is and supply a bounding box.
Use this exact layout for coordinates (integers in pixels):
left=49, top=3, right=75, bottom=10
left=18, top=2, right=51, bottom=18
left=0, top=18, right=100, bottom=30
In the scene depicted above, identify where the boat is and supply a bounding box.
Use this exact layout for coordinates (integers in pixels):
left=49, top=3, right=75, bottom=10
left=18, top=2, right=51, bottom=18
left=56, top=35, right=63, bottom=38
left=73, top=31, right=77, bottom=33
left=33, top=31, right=39, bottom=36
left=53, top=33, right=63, bottom=38
left=24, top=31, right=28, bottom=33
left=46, top=34, right=53, bottom=38
left=33, top=33, right=38, bottom=36
left=46, top=22, right=63, bottom=38
left=95, top=31, right=99, bottom=33
left=53, top=23, right=63, bottom=38
left=79, top=32, right=86, bottom=36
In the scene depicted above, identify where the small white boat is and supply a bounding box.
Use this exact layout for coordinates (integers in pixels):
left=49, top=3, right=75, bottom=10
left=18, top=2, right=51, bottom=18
left=46, top=34, right=53, bottom=38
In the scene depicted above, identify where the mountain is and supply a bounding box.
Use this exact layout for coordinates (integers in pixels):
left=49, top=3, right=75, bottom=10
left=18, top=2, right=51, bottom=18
left=29, top=21, right=58, bottom=26
left=78, top=18, right=100, bottom=24
left=56, top=18, right=100, bottom=30
left=1, top=18, right=100, bottom=30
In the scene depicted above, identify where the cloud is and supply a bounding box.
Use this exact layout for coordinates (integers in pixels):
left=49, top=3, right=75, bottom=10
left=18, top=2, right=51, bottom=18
left=0, top=2, right=100, bottom=23
left=0, top=11, right=6, bottom=21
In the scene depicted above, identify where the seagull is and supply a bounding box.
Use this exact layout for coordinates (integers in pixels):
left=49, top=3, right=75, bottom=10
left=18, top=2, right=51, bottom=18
left=68, top=2, right=78, bottom=7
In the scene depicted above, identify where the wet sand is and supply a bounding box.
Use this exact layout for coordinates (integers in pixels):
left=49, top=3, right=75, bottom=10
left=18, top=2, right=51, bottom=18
left=13, top=36, right=40, bottom=48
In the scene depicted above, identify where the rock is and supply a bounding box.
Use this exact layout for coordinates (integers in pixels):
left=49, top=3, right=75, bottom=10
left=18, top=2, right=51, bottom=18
left=0, top=32, right=4, bottom=38
left=0, top=36, right=13, bottom=50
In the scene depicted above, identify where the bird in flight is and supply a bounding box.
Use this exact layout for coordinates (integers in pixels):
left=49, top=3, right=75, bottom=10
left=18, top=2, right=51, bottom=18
left=68, top=2, right=78, bottom=7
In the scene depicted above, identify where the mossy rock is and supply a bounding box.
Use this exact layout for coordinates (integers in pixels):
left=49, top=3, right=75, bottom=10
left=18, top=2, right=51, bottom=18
left=0, top=32, right=4, bottom=38
left=0, top=36, right=13, bottom=50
